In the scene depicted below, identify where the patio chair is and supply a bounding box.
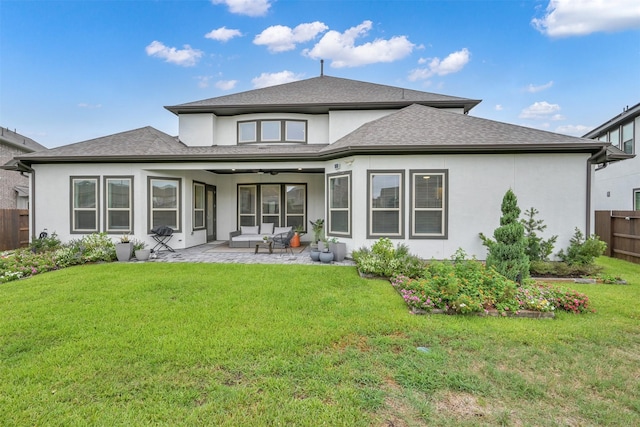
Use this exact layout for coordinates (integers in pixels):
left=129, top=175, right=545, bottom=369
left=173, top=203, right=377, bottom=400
left=151, top=225, right=175, bottom=253
left=272, top=229, right=295, bottom=255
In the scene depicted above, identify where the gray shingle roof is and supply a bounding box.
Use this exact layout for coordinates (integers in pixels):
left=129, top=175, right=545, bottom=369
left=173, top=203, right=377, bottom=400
left=323, top=104, right=605, bottom=153
left=166, top=75, right=481, bottom=115
left=14, top=105, right=608, bottom=166
left=0, top=127, right=47, bottom=152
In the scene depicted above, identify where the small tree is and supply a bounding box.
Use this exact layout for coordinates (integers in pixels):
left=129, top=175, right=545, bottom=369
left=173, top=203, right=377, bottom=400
left=521, top=207, right=557, bottom=261
left=557, top=228, right=607, bottom=265
left=479, top=189, right=530, bottom=282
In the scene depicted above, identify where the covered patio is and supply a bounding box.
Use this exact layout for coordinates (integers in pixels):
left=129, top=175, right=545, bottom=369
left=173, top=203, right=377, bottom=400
left=149, top=240, right=356, bottom=266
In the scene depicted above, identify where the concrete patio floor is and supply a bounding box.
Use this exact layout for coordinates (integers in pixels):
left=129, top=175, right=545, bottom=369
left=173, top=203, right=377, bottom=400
left=149, top=241, right=356, bottom=266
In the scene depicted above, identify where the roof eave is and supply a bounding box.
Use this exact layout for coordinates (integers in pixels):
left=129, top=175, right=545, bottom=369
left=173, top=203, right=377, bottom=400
left=165, top=99, right=482, bottom=116
left=15, top=142, right=605, bottom=165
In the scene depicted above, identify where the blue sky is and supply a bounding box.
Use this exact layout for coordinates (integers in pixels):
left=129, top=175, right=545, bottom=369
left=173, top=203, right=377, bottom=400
left=1, top=0, right=639, bottom=148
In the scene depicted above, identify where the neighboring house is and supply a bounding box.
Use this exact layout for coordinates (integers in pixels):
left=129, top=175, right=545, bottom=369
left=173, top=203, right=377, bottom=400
left=4, top=75, right=618, bottom=259
left=583, top=102, right=639, bottom=211
left=0, top=127, right=46, bottom=209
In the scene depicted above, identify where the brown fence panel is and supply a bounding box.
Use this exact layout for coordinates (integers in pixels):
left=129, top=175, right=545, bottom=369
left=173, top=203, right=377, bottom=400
left=611, top=211, right=640, bottom=264
left=594, top=210, right=612, bottom=257
left=0, top=209, right=29, bottom=251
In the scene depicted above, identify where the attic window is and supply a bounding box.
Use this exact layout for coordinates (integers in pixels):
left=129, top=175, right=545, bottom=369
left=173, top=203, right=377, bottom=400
left=238, top=120, right=307, bottom=144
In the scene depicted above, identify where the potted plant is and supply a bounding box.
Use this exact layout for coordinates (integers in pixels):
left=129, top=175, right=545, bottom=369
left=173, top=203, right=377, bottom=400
left=309, top=218, right=324, bottom=244
left=133, top=239, right=150, bottom=261
left=328, top=237, right=346, bottom=262
left=115, top=234, right=132, bottom=262
left=319, top=244, right=334, bottom=264
left=291, top=224, right=304, bottom=248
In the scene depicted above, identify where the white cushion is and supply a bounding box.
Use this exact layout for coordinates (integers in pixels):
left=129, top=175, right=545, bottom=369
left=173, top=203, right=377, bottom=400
left=260, top=222, right=274, bottom=235
left=273, top=226, right=292, bottom=235
left=240, top=225, right=259, bottom=235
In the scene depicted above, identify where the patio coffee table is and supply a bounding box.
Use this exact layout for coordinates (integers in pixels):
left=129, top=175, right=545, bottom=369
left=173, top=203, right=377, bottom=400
left=254, top=240, right=273, bottom=254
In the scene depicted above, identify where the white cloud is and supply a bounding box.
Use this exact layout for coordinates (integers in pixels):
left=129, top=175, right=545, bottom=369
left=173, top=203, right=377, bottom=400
left=252, top=70, right=304, bottom=88
left=532, top=0, right=640, bottom=37
left=303, top=20, right=414, bottom=68
left=526, top=81, right=554, bottom=93
left=205, top=27, right=242, bottom=42
left=551, top=113, right=566, bottom=121
left=215, top=79, right=238, bottom=90
left=519, top=101, right=562, bottom=119
left=145, top=41, right=203, bottom=67
left=78, top=103, right=102, bottom=109
left=254, top=22, right=328, bottom=53
left=495, top=104, right=503, bottom=111
left=555, top=124, right=593, bottom=136
left=211, top=0, right=271, bottom=17
left=196, top=76, right=212, bottom=88
left=408, top=48, right=470, bottom=81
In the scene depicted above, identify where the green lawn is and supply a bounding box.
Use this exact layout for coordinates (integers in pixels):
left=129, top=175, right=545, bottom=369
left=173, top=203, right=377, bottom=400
left=1, top=258, right=639, bottom=426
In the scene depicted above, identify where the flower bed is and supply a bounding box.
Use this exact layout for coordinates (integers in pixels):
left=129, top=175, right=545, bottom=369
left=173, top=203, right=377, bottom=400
left=390, top=257, right=594, bottom=316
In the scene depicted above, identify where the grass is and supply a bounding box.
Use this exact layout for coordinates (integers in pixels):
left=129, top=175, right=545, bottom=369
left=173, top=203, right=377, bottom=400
left=1, top=258, right=639, bottom=426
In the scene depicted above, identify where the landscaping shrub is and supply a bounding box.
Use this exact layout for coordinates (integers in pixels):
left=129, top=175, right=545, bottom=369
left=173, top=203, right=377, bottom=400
left=479, top=189, right=530, bottom=282
left=1, top=232, right=117, bottom=283
left=391, top=254, right=594, bottom=315
left=529, top=260, right=602, bottom=277
left=352, top=238, right=425, bottom=278
left=391, top=254, right=520, bottom=315
left=521, top=207, right=557, bottom=262
left=557, top=228, right=607, bottom=266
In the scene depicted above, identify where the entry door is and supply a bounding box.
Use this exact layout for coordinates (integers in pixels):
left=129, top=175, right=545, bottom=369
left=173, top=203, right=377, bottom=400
left=206, top=185, right=217, bottom=242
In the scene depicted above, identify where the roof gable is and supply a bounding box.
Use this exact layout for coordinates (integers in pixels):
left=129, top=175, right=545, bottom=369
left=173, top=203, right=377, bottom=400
left=17, top=126, right=183, bottom=160
left=166, top=75, right=480, bottom=115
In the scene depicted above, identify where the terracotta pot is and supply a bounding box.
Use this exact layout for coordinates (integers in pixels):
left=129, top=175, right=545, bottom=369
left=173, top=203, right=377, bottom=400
left=291, top=232, right=300, bottom=248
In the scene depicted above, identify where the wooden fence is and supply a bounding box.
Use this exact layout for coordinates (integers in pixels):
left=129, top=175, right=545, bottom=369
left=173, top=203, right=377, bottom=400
left=595, top=210, right=640, bottom=264
left=0, top=209, right=29, bottom=251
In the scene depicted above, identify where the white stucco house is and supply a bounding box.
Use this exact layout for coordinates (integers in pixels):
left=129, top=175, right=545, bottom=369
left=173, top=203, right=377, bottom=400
left=584, top=102, right=638, bottom=211
left=5, top=75, right=620, bottom=259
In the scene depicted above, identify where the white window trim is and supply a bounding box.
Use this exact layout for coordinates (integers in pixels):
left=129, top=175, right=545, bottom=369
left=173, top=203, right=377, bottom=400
left=285, top=121, right=306, bottom=142
left=71, top=176, right=99, bottom=233
left=260, top=184, right=281, bottom=226
left=105, top=176, right=133, bottom=234
left=410, top=170, right=448, bottom=239
left=149, top=177, right=181, bottom=232
left=327, top=172, right=351, bottom=237
left=193, top=182, right=205, bottom=230
left=285, top=184, right=306, bottom=230
left=238, top=184, right=258, bottom=227
left=260, top=121, right=281, bottom=142
left=367, top=170, right=404, bottom=239
left=238, top=122, right=257, bottom=143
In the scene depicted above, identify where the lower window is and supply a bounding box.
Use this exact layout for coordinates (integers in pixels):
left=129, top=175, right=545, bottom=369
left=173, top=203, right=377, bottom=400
left=105, top=177, right=133, bottom=233
left=410, top=170, right=448, bottom=238
left=71, top=177, right=99, bottom=233
left=193, top=182, right=205, bottom=229
left=149, top=177, right=181, bottom=231
left=368, top=171, right=404, bottom=238
left=634, top=188, right=640, bottom=211
left=328, top=172, right=351, bottom=236
left=238, top=184, right=306, bottom=230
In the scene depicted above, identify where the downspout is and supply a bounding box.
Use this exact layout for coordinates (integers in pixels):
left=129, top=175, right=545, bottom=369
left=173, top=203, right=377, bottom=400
left=586, top=146, right=607, bottom=235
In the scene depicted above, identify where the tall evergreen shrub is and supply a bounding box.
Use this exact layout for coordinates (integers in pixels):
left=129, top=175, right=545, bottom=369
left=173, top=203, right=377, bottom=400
left=479, top=189, right=530, bottom=282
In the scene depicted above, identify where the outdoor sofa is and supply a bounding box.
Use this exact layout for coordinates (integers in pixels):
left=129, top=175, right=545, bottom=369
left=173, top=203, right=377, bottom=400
left=229, top=224, right=292, bottom=248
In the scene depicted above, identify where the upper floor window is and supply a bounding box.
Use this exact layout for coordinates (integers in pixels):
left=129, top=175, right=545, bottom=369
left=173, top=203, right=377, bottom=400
left=237, top=120, right=306, bottom=144
left=621, top=121, right=634, bottom=154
